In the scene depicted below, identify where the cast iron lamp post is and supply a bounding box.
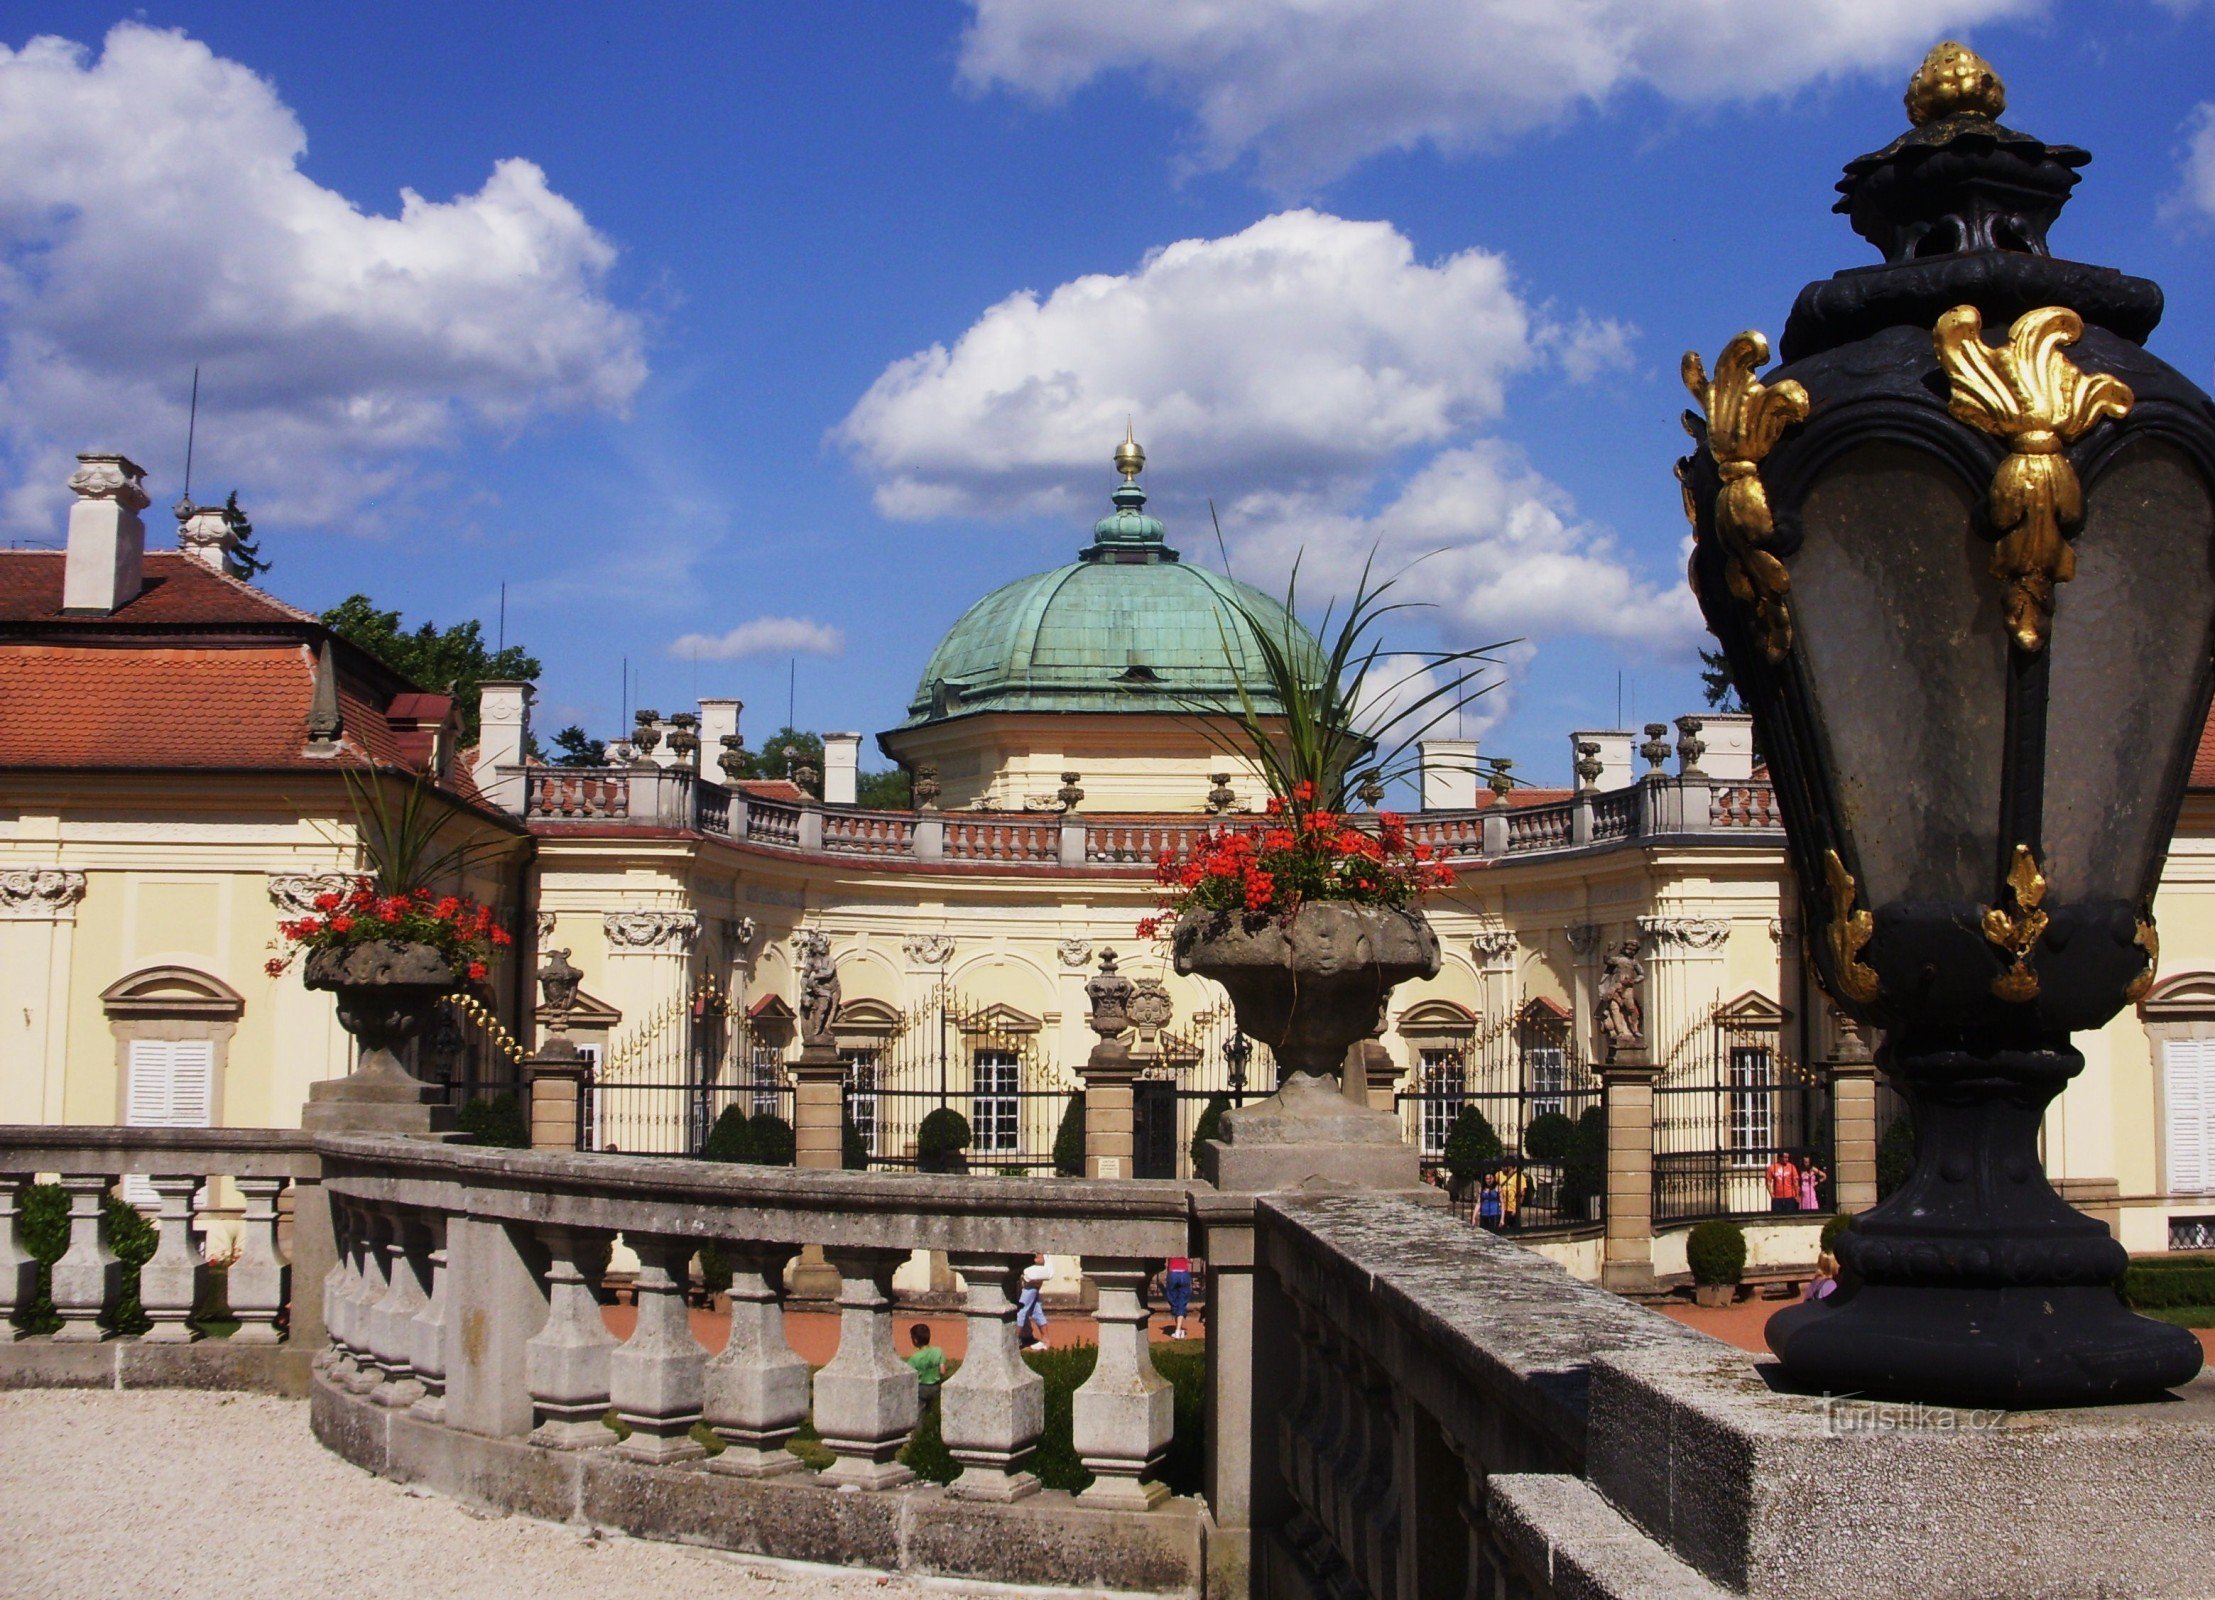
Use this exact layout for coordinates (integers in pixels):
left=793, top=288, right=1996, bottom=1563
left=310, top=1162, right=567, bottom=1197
left=1679, top=42, right=2215, bottom=1408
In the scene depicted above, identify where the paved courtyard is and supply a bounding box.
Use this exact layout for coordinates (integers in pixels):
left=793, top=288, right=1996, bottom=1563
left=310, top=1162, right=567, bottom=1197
left=0, top=1389, right=1144, bottom=1600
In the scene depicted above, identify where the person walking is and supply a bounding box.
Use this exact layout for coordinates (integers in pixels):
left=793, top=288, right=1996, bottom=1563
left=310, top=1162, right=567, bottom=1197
left=1766, top=1151, right=1802, bottom=1215
left=1017, top=1253, right=1053, bottom=1352
left=1477, top=1169, right=1505, bottom=1233
left=1161, top=1254, right=1193, bottom=1339
left=905, top=1322, right=946, bottom=1408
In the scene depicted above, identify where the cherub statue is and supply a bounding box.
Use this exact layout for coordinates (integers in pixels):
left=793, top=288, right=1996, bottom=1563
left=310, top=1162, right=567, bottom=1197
left=796, top=929, right=840, bottom=1048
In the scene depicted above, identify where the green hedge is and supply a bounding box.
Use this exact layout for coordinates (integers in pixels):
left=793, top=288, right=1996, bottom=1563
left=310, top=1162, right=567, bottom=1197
left=1558, top=1107, right=1606, bottom=1217
left=1687, top=1218, right=1748, bottom=1287
left=457, top=1092, right=530, bottom=1149
left=1189, top=1094, right=1231, bottom=1169
left=1053, top=1091, right=1086, bottom=1177
left=10, top=1183, right=162, bottom=1336
left=917, top=1108, right=972, bottom=1173
left=2123, top=1256, right=2215, bottom=1310
left=702, top=1107, right=796, bottom=1167
left=1819, top=1212, right=1853, bottom=1253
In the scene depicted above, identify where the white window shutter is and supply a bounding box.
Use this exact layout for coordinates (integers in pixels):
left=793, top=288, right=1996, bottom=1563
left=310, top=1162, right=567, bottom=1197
left=123, top=1038, right=215, bottom=1206
left=2166, top=1039, right=2213, bottom=1196
left=167, top=1041, right=213, bottom=1127
left=126, top=1039, right=174, bottom=1126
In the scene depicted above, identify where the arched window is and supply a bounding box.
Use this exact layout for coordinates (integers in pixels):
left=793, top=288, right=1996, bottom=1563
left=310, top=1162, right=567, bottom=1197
left=1399, top=1000, right=1478, bottom=1157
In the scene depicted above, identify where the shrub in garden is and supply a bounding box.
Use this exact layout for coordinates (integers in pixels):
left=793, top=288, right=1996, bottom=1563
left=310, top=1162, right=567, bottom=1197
left=1522, top=1109, right=1575, bottom=1162
left=703, top=1104, right=757, bottom=1163
left=1558, top=1107, right=1607, bottom=1216
left=1053, top=1090, right=1086, bottom=1176
left=1820, top=1212, right=1854, bottom=1253
left=842, top=1112, right=869, bottom=1170
left=1687, top=1219, right=1749, bottom=1286
left=748, top=1113, right=796, bottom=1167
left=917, top=1107, right=972, bottom=1174
left=1442, top=1104, right=1504, bottom=1193
left=457, top=1092, right=529, bottom=1149
left=1189, top=1094, right=1231, bottom=1168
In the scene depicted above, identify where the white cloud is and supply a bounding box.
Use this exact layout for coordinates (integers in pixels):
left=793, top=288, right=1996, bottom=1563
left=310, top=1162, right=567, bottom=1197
left=1351, top=651, right=1511, bottom=747
left=669, top=616, right=846, bottom=661
left=959, top=0, right=2050, bottom=186
left=1224, top=442, right=1703, bottom=655
left=838, top=210, right=1560, bottom=520
left=0, top=24, right=645, bottom=534
left=2174, top=103, right=2215, bottom=221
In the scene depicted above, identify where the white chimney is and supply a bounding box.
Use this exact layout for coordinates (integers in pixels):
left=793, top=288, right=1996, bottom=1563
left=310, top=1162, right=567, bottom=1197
left=1701, top=712, right=1757, bottom=781
left=1570, top=730, right=1635, bottom=792
left=1418, top=739, right=1479, bottom=811
left=474, top=681, right=534, bottom=812
left=822, top=732, right=861, bottom=806
left=698, top=698, right=742, bottom=755
left=62, top=454, right=149, bottom=614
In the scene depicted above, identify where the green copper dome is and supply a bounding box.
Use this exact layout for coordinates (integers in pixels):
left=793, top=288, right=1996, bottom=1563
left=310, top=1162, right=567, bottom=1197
left=895, top=438, right=1322, bottom=728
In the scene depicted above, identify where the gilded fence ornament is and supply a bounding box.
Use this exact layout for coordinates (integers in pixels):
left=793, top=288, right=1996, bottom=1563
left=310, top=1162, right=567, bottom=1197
left=1821, top=849, right=1880, bottom=1005
left=1981, top=844, right=2051, bottom=1003
left=1682, top=331, right=1808, bottom=661
left=1904, top=40, right=2006, bottom=125
left=1934, top=304, right=2133, bottom=653
left=2126, top=915, right=2160, bottom=1005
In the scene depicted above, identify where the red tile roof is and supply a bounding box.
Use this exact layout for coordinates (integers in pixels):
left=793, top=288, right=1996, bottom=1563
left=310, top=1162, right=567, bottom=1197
left=2194, top=707, right=2215, bottom=791
left=0, top=551, right=318, bottom=628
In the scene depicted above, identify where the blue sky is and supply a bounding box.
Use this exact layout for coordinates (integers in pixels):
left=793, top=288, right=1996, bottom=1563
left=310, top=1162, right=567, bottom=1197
left=3, top=3, right=2213, bottom=784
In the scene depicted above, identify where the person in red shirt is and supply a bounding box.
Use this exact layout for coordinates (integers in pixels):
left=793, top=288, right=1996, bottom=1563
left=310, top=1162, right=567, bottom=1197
left=1766, top=1152, right=1802, bottom=1214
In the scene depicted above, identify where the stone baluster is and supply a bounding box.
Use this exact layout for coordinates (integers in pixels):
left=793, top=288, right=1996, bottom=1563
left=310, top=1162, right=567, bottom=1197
left=704, top=1245, right=809, bottom=1477
left=406, top=1214, right=450, bottom=1422
left=49, top=1174, right=120, bottom=1343
left=609, top=1234, right=706, bottom=1462
left=226, top=1177, right=287, bottom=1344
left=346, top=1207, right=393, bottom=1393
left=138, top=1174, right=204, bottom=1343
left=1071, top=1257, right=1171, bottom=1508
left=0, top=1177, right=36, bottom=1339
left=373, top=1212, right=430, bottom=1407
left=1349, top=1350, right=1402, bottom=1600
left=941, top=1251, right=1045, bottom=1501
left=525, top=1224, right=618, bottom=1448
left=318, top=1200, right=356, bottom=1376
left=812, top=1247, right=918, bottom=1488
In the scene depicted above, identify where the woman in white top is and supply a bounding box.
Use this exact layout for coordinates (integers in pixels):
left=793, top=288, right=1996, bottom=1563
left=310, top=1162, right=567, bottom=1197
left=1017, top=1254, right=1053, bottom=1352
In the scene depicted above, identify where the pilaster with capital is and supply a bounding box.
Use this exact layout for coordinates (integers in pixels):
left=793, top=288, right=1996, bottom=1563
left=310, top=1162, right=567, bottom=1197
left=1633, top=914, right=1731, bottom=1072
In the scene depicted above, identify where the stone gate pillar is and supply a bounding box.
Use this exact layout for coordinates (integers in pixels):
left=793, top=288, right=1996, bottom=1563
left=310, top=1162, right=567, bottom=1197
left=1600, top=1043, right=1660, bottom=1293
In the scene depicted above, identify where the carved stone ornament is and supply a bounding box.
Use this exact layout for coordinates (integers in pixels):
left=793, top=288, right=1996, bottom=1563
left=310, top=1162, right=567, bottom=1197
left=602, top=909, right=699, bottom=952
left=1767, top=916, right=1798, bottom=944
left=725, top=916, right=758, bottom=951
left=1057, top=936, right=1094, bottom=969
left=0, top=867, right=87, bottom=919
left=1565, top=923, right=1603, bottom=957
left=267, top=872, right=360, bottom=915
left=903, top=932, right=955, bottom=965
left=536, top=910, right=557, bottom=942
left=1469, top=928, right=1517, bottom=964
left=1085, top=949, right=1134, bottom=1039
left=1126, top=976, right=1174, bottom=1039
left=1636, top=915, right=1732, bottom=951
left=67, top=453, right=150, bottom=511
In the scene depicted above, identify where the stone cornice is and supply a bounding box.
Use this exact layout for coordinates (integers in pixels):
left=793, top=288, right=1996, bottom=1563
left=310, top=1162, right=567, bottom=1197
left=603, top=909, right=699, bottom=952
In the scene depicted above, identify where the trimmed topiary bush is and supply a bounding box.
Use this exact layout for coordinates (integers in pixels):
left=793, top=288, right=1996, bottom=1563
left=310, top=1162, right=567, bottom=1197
left=1687, top=1219, right=1749, bottom=1287
left=1189, top=1094, right=1231, bottom=1168
left=1820, top=1212, right=1853, bottom=1253
left=1442, top=1104, right=1504, bottom=1193
left=1053, top=1090, right=1086, bottom=1177
left=696, top=1245, right=733, bottom=1297
left=1522, top=1110, right=1575, bottom=1163
left=702, top=1104, right=756, bottom=1163
left=842, top=1111, right=870, bottom=1170
left=457, top=1092, right=530, bottom=1149
left=917, top=1107, right=972, bottom=1174
left=1558, top=1106, right=1607, bottom=1218
left=747, top=1113, right=795, bottom=1167
left=1877, top=1113, right=1915, bottom=1201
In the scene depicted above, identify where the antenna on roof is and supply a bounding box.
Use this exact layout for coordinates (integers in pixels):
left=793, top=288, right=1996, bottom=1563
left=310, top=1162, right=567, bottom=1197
left=181, top=365, right=200, bottom=504
left=498, top=581, right=506, bottom=652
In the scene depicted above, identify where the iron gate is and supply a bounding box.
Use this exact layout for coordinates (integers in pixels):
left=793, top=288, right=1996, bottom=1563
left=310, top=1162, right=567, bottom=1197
left=1652, top=999, right=1830, bottom=1223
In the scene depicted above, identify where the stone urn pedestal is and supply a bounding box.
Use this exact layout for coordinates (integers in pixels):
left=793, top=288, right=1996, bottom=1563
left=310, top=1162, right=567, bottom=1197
left=300, top=940, right=460, bottom=1135
left=1173, top=901, right=1438, bottom=1193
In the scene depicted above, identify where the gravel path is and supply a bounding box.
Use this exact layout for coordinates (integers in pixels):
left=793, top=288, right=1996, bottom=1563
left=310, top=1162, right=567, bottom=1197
left=0, top=1389, right=1134, bottom=1600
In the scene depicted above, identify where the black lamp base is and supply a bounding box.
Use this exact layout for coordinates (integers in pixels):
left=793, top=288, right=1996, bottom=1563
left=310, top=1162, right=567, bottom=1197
left=1767, top=1283, right=2203, bottom=1410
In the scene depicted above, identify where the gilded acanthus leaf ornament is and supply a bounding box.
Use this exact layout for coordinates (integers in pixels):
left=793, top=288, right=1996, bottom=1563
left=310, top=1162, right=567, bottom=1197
left=1821, top=849, right=1880, bottom=1005
left=2126, top=915, right=2160, bottom=1006
left=1682, top=331, right=1809, bottom=661
left=1981, top=843, right=2050, bottom=1003
left=1933, top=305, right=2133, bottom=653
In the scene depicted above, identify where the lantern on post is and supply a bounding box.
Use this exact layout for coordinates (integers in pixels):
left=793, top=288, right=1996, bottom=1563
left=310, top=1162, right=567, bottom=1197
left=1679, top=43, right=2215, bottom=1407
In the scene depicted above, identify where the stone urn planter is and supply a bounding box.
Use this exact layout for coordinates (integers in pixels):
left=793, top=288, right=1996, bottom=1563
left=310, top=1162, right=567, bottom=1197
left=1172, top=901, right=1440, bottom=1187
left=301, top=939, right=461, bottom=1132
left=1694, top=1283, right=1738, bottom=1310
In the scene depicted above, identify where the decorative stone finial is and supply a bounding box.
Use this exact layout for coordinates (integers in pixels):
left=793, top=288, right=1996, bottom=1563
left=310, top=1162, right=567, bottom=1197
left=68, top=453, right=149, bottom=511
left=1113, top=421, right=1145, bottom=483
left=1905, top=40, right=2005, bottom=126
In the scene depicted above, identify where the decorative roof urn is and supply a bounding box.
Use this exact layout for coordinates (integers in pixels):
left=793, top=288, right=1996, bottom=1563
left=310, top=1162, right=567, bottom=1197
left=1679, top=43, right=2214, bottom=1407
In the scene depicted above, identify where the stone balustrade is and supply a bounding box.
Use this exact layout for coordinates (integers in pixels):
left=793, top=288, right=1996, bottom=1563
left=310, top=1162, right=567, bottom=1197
left=513, top=766, right=1780, bottom=869
left=0, top=1126, right=319, bottom=1388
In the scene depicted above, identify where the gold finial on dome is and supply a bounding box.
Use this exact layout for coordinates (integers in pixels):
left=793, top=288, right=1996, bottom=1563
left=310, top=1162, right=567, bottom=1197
left=1905, top=40, right=2006, bottom=126
left=1113, top=418, right=1145, bottom=483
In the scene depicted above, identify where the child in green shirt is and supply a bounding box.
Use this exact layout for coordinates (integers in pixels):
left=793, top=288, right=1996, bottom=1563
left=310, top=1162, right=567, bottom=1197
left=906, top=1322, right=946, bottom=1406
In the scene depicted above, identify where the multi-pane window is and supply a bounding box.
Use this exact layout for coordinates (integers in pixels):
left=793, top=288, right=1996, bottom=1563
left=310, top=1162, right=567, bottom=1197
left=1526, top=1044, right=1568, bottom=1117
left=842, top=1048, right=879, bottom=1159
left=123, top=1039, right=213, bottom=1204
left=2164, top=1038, right=2215, bottom=1194
left=1419, top=1048, right=1466, bottom=1156
left=750, top=1046, right=785, bottom=1117
left=972, top=1049, right=1021, bottom=1155
left=1727, top=1044, right=1775, bottom=1165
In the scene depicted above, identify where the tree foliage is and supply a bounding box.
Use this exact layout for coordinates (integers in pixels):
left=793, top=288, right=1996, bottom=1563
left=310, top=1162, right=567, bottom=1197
left=1053, top=1090, right=1086, bottom=1176
left=1442, top=1103, right=1504, bottom=1192
left=321, top=593, right=542, bottom=750
left=857, top=767, right=912, bottom=807
left=1698, top=648, right=1740, bottom=712
left=729, top=725, right=825, bottom=797
left=549, top=725, right=607, bottom=766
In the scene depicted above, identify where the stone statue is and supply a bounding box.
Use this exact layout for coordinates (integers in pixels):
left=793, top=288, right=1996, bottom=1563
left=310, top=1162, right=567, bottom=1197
left=1596, top=939, right=1646, bottom=1047
left=796, top=929, right=840, bottom=1049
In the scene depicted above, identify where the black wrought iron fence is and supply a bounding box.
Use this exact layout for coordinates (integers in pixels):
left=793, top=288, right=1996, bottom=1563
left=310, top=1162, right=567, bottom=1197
left=1395, top=1086, right=1605, bottom=1231
left=1651, top=1000, right=1831, bottom=1224
left=841, top=988, right=1076, bottom=1172
left=581, top=977, right=797, bottom=1155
